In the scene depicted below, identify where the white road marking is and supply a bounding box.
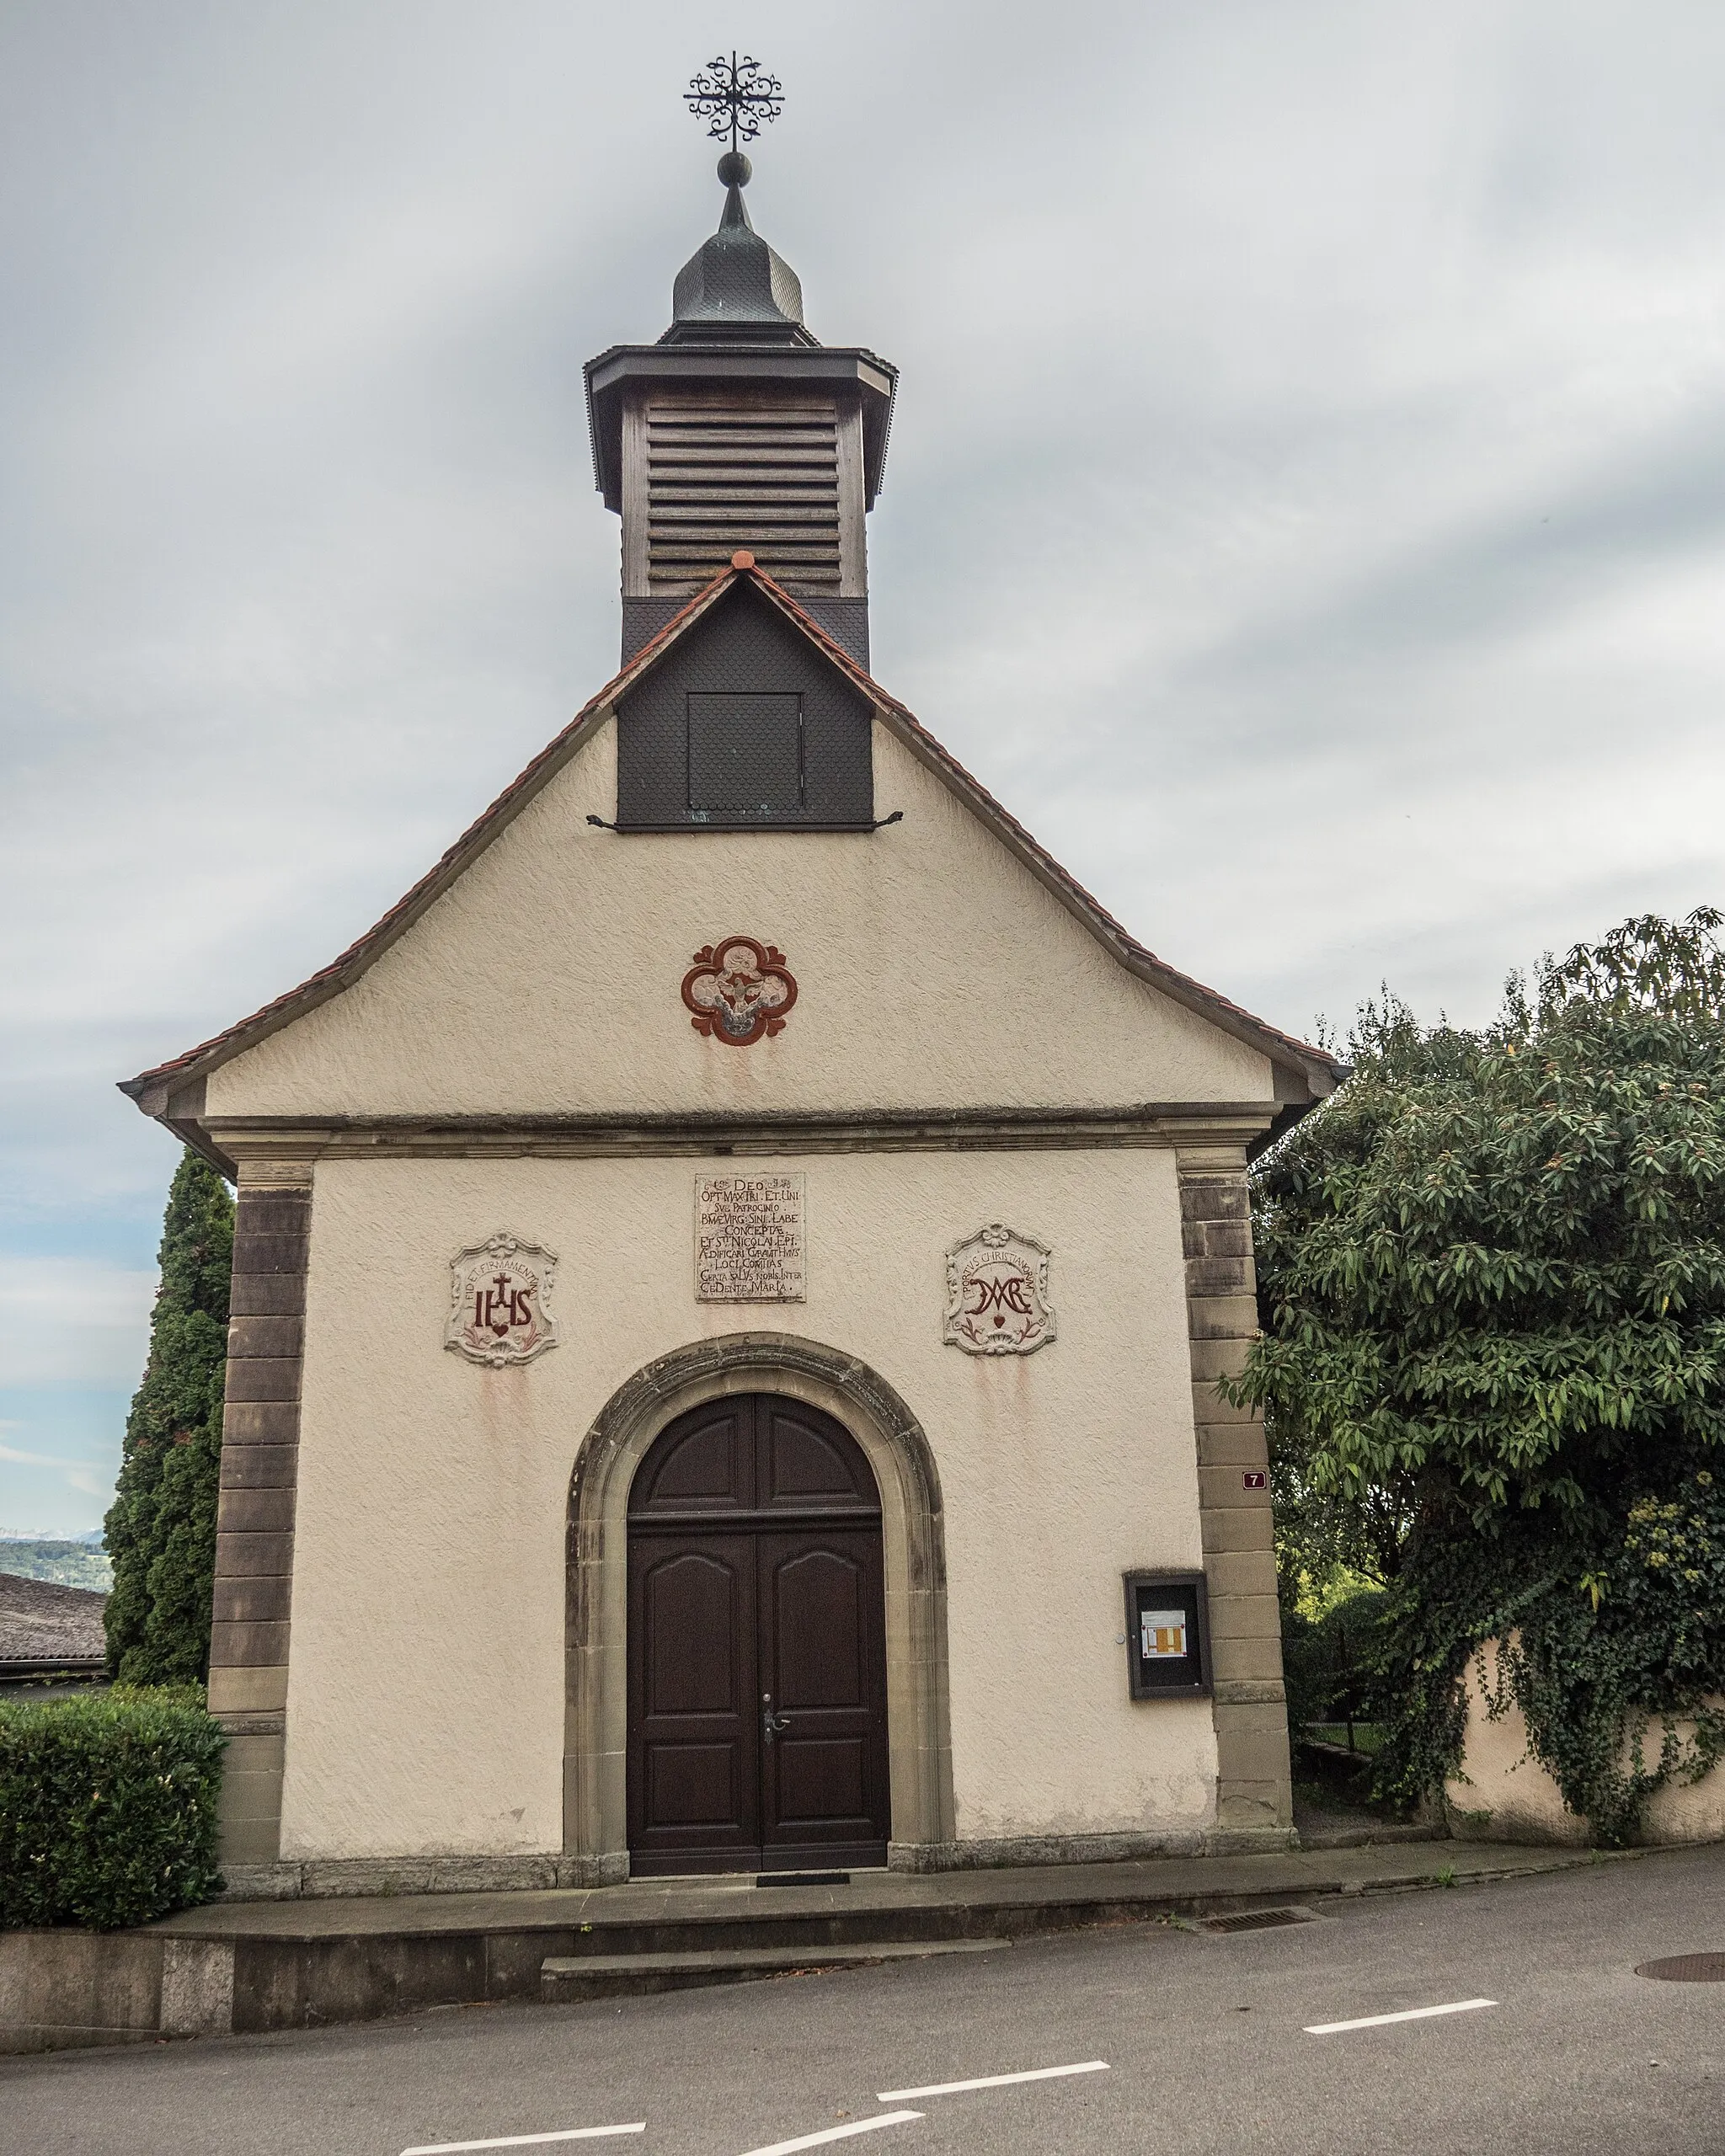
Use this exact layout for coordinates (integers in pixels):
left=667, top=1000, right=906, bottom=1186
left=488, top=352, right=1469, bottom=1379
left=1305, top=1998, right=1498, bottom=2036
left=736, top=2113, right=923, bottom=2156
left=877, top=2061, right=1110, bottom=2101
left=400, top=2129, right=646, bottom=2155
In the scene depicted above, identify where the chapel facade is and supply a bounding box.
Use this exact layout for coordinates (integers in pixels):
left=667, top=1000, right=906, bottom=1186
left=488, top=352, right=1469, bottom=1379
left=125, top=155, right=1341, bottom=1888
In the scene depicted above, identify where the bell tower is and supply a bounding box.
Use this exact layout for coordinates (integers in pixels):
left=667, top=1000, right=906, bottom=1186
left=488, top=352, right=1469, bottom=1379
left=585, top=56, right=896, bottom=670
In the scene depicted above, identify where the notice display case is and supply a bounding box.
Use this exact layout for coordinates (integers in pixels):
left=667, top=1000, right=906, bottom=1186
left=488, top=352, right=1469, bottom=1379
left=1122, top=1571, right=1211, bottom=1700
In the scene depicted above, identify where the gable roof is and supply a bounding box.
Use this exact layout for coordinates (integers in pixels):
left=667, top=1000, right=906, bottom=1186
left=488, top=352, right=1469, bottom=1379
left=122, top=558, right=1344, bottom=1119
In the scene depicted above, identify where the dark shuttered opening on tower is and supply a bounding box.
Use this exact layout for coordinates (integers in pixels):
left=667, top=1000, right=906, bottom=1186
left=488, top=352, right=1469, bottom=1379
left=615, top=583, right=873, bottom=830
left=687, top=692, right=804, bottom=816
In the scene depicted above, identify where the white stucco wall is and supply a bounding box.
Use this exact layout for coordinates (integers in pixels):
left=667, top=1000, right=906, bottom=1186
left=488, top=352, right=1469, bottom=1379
left=206, top=718, right=1274, bottom=1123
left=1447, top=1641, right=1725, bottom=1846
left=279, top=1145, right=1217, bottom=1861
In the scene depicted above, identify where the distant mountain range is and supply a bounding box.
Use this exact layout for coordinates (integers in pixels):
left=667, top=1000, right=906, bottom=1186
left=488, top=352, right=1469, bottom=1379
left=0, top=1540, right=113, bottom=1592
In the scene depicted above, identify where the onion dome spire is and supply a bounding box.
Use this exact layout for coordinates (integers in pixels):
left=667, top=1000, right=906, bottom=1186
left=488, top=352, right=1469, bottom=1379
left=663, top=53, right=809, bottom=346
left=665, top=151, right=806, bottom=340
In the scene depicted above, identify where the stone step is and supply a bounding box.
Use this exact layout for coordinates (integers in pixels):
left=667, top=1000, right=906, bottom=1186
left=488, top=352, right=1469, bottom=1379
left=1297, top=1820, right=1443, bottom=1851
left=541, top=1937, right=1010, bottom=2003
left=538, top=1905, right=1016, bottom=1962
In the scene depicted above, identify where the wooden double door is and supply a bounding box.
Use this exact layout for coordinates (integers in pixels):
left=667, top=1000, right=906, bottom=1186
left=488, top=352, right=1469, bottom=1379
left=627, top=1394, right=890, bottom=1876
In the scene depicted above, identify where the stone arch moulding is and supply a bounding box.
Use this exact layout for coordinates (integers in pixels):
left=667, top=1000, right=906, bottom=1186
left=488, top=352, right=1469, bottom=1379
left=564, top=1332, right=956, bottom=1883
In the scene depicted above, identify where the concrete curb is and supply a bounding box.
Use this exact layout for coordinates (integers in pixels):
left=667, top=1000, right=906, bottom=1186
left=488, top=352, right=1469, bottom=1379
left=0, top=1838, right=1658, bottom=2054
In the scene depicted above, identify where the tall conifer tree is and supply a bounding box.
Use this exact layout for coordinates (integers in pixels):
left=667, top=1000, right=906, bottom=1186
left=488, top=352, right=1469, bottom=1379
left=104, top=1150, right=234, bottom=1684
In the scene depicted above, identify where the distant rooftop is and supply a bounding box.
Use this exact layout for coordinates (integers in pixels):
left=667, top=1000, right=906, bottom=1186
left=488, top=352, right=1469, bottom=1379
left=0, top=1572, right=108, bottom=1676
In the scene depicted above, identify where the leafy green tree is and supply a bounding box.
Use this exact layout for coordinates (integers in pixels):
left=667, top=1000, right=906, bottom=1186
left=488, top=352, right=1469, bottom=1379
left=1231, top=911, right=1725, bottom=1838
left=104, top=1151, right=234, bottom=1685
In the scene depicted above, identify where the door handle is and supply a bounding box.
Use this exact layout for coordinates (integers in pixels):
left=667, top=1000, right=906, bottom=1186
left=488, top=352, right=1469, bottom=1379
left=761, top=1693, right=790, bottom=1742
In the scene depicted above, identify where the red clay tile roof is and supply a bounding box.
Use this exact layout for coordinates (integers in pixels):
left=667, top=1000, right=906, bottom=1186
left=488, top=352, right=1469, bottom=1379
left=122, top=561, right=1343, bottom=1106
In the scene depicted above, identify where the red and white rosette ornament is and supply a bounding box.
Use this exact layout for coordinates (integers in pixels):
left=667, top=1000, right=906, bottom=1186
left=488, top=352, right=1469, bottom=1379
left=681, top=937, right=798, bottom=1046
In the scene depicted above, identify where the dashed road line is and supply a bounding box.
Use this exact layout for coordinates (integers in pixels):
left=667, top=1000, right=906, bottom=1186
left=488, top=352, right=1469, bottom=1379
left=736, top=2113, right=924, bottom=2156
left=1306, top=1999, right=1498, bottom=2036
left=400, top=2129, right=646, bottom=2154
left=876, top=2061, right=1110, bottom=2101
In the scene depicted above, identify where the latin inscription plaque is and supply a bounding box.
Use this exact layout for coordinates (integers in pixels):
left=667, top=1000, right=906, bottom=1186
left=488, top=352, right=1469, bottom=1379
left=695, top=1172, right=806, bottom=1303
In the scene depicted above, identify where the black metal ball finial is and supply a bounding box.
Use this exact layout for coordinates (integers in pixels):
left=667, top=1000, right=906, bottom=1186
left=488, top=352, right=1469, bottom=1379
left=686, top=52, right=784, bottom=157
left=716, top=149, right=752, bottom=189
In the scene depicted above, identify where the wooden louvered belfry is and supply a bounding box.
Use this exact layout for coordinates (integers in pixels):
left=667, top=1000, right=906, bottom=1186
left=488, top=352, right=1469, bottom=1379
left=623, top=392, right=865, bottom=600
left=586, top=154, right=895, bottom=667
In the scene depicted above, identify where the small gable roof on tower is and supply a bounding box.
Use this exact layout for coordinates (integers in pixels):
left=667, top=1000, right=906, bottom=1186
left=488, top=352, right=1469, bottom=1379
left=121, top=556, right=1343, bottom=1161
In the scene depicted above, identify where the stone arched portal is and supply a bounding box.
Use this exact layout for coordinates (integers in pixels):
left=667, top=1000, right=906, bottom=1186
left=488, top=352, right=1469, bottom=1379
left=564, top=1333, right=954, bottom=1881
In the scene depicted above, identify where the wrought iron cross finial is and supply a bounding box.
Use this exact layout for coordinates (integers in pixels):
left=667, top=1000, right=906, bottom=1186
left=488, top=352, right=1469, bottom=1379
left=686, top=51, right=784, bottom=154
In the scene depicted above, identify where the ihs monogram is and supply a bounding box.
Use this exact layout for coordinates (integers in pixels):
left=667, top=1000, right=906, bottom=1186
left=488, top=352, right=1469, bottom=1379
left=446, top=1233, right=560, bottom=1368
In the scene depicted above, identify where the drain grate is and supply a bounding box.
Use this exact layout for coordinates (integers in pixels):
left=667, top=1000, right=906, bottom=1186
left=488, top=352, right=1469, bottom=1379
left=1204, top=1906, right=1320, bottom=1935
left=756, top=1871, right=851, bottom=1888
left=1635, top=1954, right=1725, bottom=1983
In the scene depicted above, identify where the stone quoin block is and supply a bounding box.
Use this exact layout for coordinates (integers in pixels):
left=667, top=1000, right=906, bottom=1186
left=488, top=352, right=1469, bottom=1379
left=1199, top=1464, right=1273, bottom=1513
left=227, top=1272, right=308, bottom=1318
left=209, top=1619, right=291, bottom=1668
left=211, top=1576, right=291, bottom=1626
left=232, top=1194, right=312, bottom=1236
left=1191, top=1379, right=1261, bottom=1426
left=221, top=1402, right=301, bottom=1446
left=227, top=1315, right=305, bottom=1361
left=230, top=1234, right=312, bottom=1278
left=219, top=1444, right=299, bottom=1490
left=206, top=1666, right=289, bottom=1716
left=1208, top=1626, right=1287, bottom=1683
left=1179, top=1177, right=1249, bottom=1219
left=222, top=1358, right=302, bottom=1406
left=215, top=1486, right=296, bottom=1538
left=1185, top=1293, right=1259, bottom=1342
left=1187, top=1337, right=1256, bottom=1385
left=1198, top=1508, right=1278, bottom=1556
left=1194, top=1422, right=1272, bottom=1468
left=1204, top=1547, right=1279, bottom=1599
left=213, top=1529, right=296, bottom=1577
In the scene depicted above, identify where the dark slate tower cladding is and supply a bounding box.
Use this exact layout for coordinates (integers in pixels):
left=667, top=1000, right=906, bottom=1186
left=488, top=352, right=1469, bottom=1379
left=609, top=576, right=875, bottom=830
left=585, top=147, right=896, bottom=671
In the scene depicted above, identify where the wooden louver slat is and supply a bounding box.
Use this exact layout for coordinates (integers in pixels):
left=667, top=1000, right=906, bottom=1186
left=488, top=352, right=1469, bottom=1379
left=644, top=396, right=842, bottom=595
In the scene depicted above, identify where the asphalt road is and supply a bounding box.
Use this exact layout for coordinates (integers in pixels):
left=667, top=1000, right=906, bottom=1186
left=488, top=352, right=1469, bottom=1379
left=6, top=1844, right=1724, bottom=2156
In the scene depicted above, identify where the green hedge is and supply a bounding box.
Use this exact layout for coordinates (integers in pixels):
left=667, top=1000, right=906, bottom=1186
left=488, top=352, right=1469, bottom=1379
left=0, top=1686, right=226, bottom=1930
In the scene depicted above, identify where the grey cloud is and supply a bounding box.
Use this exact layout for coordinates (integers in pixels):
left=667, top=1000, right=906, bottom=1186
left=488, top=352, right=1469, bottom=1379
left=3, top=0, right=1724, bottom=1470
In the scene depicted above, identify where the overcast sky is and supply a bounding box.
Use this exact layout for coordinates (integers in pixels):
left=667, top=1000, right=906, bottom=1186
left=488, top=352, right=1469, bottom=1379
left=4, top=0, right=1724, bottom=1533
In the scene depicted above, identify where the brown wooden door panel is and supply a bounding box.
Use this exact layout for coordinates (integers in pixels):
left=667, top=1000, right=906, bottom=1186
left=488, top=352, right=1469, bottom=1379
left=760, top=1401, right=878, bottom=1508
left=632, top=1400, right=754, bottom=1513
left=627, top=1396, right=889, bottom=1877
left=645, top=1742, right=740, bottom=1828
left=644, top=1549, right=740, bottom=1713
left=628, top=1534, right=761, bottom=1871
left=758, top=1529, right=889, bottom=1868
left=772, top=1547, right=868, bottom=1707
left=775, top=1737, right=868, bottom=1827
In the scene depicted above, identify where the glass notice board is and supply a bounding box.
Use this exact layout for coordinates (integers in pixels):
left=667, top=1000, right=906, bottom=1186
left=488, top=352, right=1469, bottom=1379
left=1122, top=1571, right=1211, bottom=1699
